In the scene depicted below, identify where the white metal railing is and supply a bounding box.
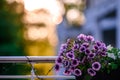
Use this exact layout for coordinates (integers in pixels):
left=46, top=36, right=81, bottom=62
left=0, top=56, right=75, bottom=80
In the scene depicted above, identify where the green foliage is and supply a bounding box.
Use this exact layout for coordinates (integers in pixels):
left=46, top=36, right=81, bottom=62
left=0, top=1, right=27, bottom=80
left=104, top=46, right=120, bottom=74
left=0, top=0, right=24, bottom=56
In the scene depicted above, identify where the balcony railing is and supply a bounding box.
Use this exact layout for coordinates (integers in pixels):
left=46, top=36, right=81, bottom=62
left=0, top=56, right=75, bottom=80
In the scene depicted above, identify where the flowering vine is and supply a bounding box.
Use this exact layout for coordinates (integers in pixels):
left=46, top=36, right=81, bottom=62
left=54, top=34, right=120, bottom=79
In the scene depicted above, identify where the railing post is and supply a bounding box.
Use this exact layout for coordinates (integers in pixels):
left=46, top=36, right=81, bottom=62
left=31, top=63, right=35, bottom=80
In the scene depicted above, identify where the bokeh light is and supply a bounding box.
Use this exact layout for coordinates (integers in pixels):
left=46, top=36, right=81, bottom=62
left=24, top=0, right=65, bottom=24
left=66, top=8, right=85, bottom=25
left=25, top=26, right=48, bottom=40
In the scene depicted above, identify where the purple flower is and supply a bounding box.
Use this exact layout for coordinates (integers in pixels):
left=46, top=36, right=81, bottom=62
left=87, top=68, right=96, bottom=76
left=55, top=64, right=60, bottom=71
left=69, top=66, right=75, bottom=71
left=66, top=39, right=71, bottom=44
left=85, top=49, right=91, bottom=55
left=86, top=35, right=94, bottom=42
left=88, top=53, right=95, bottom=58
left=100, top=52, right=107, bottom=57
left=92, top=62, right=101, bottom=71
left=63, top=60, right=70, bottom=67
left=79, top=46, right=86, bottom=52
left=101, top=46, right=107, bottom=52
left=74, top=69, right=82, bottom=76
left=66, top=52, right=75, bottom=59
left=101, top=42, right=106, bottom=47
left=77, top=34, right=87, bottom=41
left=60, top=43, right=67, bottom=51
left=82, top=42, right=89, bottom=48
left=93, top=45, right=99, bottom=50
left=71, top=59, right=79, bottom=66
left=73, top=44, right=79, bottom=50
left=64, top=69, right=71, bottom=75
left=56, top=57, right=62, bottom=64
left=96, top=41, right=101, bottom=47
left=58, top=51, right=64, bottom=56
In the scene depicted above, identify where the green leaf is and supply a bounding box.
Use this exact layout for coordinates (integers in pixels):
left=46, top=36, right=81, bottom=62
left=111, top=63, right=118, bottom=70
left=107, top=70, right=110, bottom=74
left=84, top=74, right=92, bottom=80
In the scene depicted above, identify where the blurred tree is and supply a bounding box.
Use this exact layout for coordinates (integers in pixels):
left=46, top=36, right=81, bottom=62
left=0, top=0, right=28, bottom=80
left=0, top=0, right=24, bottom=56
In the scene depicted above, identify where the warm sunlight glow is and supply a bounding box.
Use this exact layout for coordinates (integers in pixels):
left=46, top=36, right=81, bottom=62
left=7, top=0, right=23, bottom=4
left=23, top=0, right=64, bottom=47
left=23, top=0, right=64, bottom=24
left=66, top=8, right=80, bottom=22
left=66, top=8, right=85, bottom=25
left=27, top=27, right=48, bottom=41
left=62, top=0, right=81, bottom=4
left=23, top=10, right=51, bottom=24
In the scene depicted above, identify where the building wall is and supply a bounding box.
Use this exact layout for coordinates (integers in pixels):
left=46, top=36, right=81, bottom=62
left=84, top=0, right=120, bottom=48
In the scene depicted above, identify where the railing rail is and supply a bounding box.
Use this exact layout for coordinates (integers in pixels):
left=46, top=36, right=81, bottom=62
left=0, top=56, right=75, bottom=80
left=0, top=75, right=75, bottom=79
left=0, top=56, right=56, bottom=63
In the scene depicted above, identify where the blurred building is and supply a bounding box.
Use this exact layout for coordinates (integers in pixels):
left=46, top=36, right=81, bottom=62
left=56, top=0, right=86, bottom=54
left=57, top=0, right=120, bottom=53
left=84, top=0, right=120, bottom=48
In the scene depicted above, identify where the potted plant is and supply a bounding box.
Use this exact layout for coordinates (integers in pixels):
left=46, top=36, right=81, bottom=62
left=54, top=34, right=120, bottom=80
